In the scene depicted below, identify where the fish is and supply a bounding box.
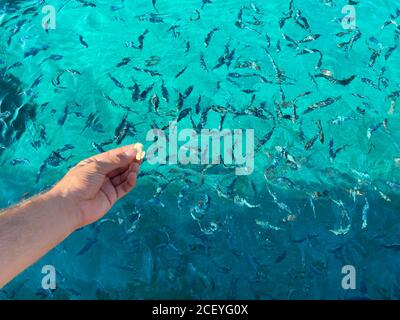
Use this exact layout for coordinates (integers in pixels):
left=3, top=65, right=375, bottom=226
left=302, top=96, right=341, bottom=114
left=136, top=13, right=164, bottom=23
left=108, top=72, right=124, bottom=88
left=279, top=0, right=294, bottom=29
left=161, top=80, right=169, bottom=102
left=114, top=115, right=133, bottom=145
left=152, top=0, right=158, bottom=12
left=57, top=105, right=69, bottom=126
left=314, top=70, right=356, bottom=86
left=367, top=47, right=381, bottom=67
left=361, top=77, right=380, bottom=90
left=167, top=24, right=181, bottom=38
left=294, top=9, right=310, bottom=30
left=328, top=138, right=350, bottom=160
left=175, top=66, right=188, bottom=78
left=39, top=54, right=63, bottom=65
left=116, top=57, right=131, bottom=67
left=197, top=106, right=211, bottom=130
left=140, top=83, right=155, bottom=100
left=304, top=134, right=319, bottom=150
left=79, top=35, right=89, bottom=48
left=77, top=0, right=96, bottom=7
left=255, top=126, right=275, bottom=151
left=201, top=0, right=212, bottom=10
left=126, top=29, right=149, bottom=49
left=177, top=108, right=191, bottom=122
left=337, top=29, right=362, bottom=50
left=176, top=93, right=184, bottom=110
left=183, top=85, right=194, bottom=99
left=195, top=96, right=202, bottom=114
left=150, top=94, right=160, bottom=114
left=385, top=45, right=397, bottom=61
left=77, top=238, right=98, bottom=255
left=9, top=158, right=30, bottom=166
left=24, top=44, right=49, bottom=58
left=200, top=52, right=208, bottom=71
left=315, top=120, right=324, bottom=144
left=131, top=81, right=140, bottom=102
left=204, top=27, right=219, bottom=47
left=133, top=66, right=162, bottom=77
left=190, top=10, right=201, bottom=21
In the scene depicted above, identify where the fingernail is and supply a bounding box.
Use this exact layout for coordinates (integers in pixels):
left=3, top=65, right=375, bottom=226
left=136, top=151, right=145, bottom=161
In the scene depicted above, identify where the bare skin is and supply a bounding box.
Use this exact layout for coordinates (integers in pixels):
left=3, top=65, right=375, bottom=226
left=0, top=143, right=145, bottom=288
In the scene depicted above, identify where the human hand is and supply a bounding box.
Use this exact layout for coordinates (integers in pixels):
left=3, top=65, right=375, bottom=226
left=50, top=143, right=145, bottom=229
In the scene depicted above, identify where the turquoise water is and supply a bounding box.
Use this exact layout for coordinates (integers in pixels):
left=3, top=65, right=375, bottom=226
left=1, top=0, right=400, bottom=299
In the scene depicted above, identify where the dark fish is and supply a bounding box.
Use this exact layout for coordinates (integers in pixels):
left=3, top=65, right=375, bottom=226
left=79, top=35, right=89, bottom=48
left=133, top=66, right=162, bottom=77
left=201, top=0, right=212, bottom=10
left=24, top=44, right=49, bottom=58
left=185, top=41, right=190, bottom=53
left=279, top=0, right=294, bottom=29
left=152, top=0, right=158, bottom=12
left=195, top=96, right=202, bottom=114
left=114, top=115, right=129, bottom=145
left=197, top=106, right=211, bottom=130
left=190, top=10, right=201, bottom=21
left=200, top=52, right=208, bottom=71
left=384, top=45, right=397, bottom=61
left=367, top=48, right=381, bottom=67
left=167, top=25, right=181, bottom=38
left=140, top=83, right=155, bottom=100
left=303, top=96, right=341, bottom=114
left=256, top=126, right=275, bottom=151
left=77, top=0, right=96, bottom=7
left=304, top=134, right=318, bottom=150
left=161, top=80, right=169, bottom=102
left=131, top=82, right=140, bottom=102
left=176, top=93, right=184, bottom=110
left=314, top=70, right=356, bottom=86
left=57, top=105, right=69, bottom=126
left=235, top=7, right=244, bottom=28
left=177, top=108, right=191, bottom=122
left=116, top=57, right=131, bottom=67
left=338, top=29, right=362, bottom=50
left=294, top=9, right=310, bottom=30
left=329, top=138, right=350, bottom=160
left=126, top=29, right=149, bottom=50
left=183, top=85, right=194, bottom=99
left=316, top=120, right=324, bottom=144
left=77, top=238, right=98, bottom=255
left=175, top=66, right=188, bottom=78
left=361, top=77, right=380, bottom=90
left=204, top=27, right=219, bottom=47
left=108, top=72, right=124, bottom=88
left=39, top=54, right=63, bottom=65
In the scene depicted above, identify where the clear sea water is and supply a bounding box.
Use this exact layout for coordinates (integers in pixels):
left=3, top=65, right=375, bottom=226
left=1, top=0, right=400, bottom=299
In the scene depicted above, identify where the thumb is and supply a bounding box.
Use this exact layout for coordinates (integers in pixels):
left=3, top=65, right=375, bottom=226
left=89, top=143, right=144, bottom=175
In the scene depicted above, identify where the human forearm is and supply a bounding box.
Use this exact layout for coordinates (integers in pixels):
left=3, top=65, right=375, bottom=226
left=0, top=189, right=80, bottom=288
